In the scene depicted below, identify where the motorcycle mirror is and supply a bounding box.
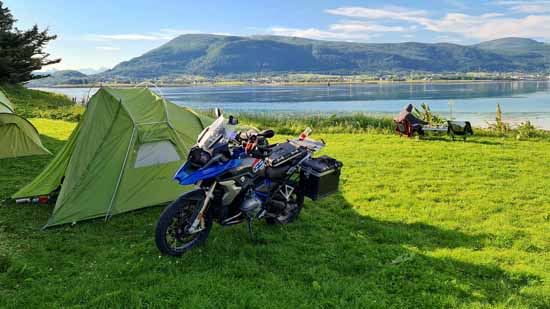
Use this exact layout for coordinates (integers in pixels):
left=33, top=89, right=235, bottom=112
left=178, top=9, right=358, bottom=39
left=228, top=115, right=238, bottom=125
left=214, top=108, right=222, bottom=118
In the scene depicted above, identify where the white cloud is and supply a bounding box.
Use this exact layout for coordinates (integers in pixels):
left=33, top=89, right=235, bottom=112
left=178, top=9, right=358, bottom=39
left=96, top=46, right=121, bottom=51
left=88, top=34, right=166, bottom=41
left=470, top=15, right=550, bottom=39
left=421, top=13, right=550, bottom=39
left=269, top=27, right=371, bottom=41
left=326, top=6, right=433, bottom=29
left=84, top=29, right=196, bottom=41
left=325, top=5, right=550, bottom=40
left=269, top=19, right=408, bottom=41
left=329, top=21, right=405, bottom=33
left=326, top=6, right=428, bottom=21
left=495, top=1, right=550, bottom=13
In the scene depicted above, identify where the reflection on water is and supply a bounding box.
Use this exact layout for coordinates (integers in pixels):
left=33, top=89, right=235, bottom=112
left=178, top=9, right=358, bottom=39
left=32, top=81, right=550, bottom=129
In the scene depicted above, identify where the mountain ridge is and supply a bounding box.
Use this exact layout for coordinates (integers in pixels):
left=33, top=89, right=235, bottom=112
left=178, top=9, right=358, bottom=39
left=28, top=70, right=89, bottom=87
left=33, top=35, right=550, bottom=86
left=101, top=35, right=550, bottom=78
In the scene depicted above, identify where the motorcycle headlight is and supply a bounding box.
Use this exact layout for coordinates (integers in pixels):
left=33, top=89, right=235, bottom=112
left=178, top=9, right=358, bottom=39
left=189, top=147, right=211, bottom=166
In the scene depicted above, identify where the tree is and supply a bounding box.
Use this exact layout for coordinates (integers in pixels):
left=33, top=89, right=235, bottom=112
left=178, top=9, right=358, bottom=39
left=0, top=1, right=60, bottom=84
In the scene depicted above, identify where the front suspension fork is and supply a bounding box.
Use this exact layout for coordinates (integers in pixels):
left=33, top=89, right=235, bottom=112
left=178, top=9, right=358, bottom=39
left=186, top=182, right=217, bottom=234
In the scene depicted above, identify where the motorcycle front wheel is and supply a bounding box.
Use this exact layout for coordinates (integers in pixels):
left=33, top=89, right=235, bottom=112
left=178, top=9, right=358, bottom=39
left=155, top=198, right=212, bottom=257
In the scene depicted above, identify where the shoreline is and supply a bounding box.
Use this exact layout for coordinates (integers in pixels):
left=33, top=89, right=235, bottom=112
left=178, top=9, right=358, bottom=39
left=43, top=79, right=550, bottom=89
left=30, top=81, right=550, bottom=131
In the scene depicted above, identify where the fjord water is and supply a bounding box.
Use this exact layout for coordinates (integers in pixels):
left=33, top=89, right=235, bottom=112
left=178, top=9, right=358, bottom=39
left=36, top=81, right=550, bottom=129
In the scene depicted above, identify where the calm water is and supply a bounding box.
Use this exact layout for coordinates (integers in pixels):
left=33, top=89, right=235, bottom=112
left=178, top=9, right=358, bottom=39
left=34, top=81, right=550, bottom=129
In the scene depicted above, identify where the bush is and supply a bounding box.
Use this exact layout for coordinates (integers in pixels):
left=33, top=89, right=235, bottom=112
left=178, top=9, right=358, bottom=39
left=413, top=103, right=445, bottom=125
left=516, top=121, right=536, bottom=140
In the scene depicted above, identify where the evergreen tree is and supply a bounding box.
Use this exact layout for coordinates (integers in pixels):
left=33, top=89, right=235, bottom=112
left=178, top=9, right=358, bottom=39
left=0, top=1, right=60, bottom=83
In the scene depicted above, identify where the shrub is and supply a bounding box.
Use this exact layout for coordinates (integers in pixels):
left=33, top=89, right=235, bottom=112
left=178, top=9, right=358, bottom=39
left=516, top=121, right=537, bottom=140
left=487, top=104, right=510, bottom=134
left=413, top=103, right=445, bottom=125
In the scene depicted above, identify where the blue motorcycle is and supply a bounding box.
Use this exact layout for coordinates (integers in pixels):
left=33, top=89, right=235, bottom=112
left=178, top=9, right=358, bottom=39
left=155, top=109, right=341, bottom=256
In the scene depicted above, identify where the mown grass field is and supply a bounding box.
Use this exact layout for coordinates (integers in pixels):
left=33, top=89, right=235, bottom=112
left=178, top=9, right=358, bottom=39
left=1, top=118, right=549, bottom=308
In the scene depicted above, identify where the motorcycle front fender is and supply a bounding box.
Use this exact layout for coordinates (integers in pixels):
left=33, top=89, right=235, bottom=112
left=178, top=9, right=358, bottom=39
left=176, top=188, right=206, bottom=202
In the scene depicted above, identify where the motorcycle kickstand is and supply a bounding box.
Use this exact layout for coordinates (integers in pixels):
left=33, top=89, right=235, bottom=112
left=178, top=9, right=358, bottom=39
left=246, top=217, right=255, bottom=242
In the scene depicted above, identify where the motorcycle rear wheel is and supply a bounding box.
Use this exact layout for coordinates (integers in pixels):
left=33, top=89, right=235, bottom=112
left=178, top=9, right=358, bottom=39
left=155, top=198, right=212, bottom=257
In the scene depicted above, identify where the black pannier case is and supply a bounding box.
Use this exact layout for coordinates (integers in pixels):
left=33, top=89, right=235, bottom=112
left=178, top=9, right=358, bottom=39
left=300, top=155, right=343, bottom=200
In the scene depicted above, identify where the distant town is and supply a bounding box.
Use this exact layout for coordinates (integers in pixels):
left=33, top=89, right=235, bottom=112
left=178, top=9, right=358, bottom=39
left=34, top=71, right=550, bottom=88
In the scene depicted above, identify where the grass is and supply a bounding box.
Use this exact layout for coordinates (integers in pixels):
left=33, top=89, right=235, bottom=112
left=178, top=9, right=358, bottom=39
left=225, top=112, right=550, bottom=140
left=236, top=112, right=396, bottom=135
left=0, top=84, right=85, bottom=121
left=1, top=119, right=549, bottom=308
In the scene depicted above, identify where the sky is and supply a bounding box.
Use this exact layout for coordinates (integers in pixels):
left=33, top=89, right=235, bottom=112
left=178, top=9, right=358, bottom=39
left=5, top=0, right=550, bottom=71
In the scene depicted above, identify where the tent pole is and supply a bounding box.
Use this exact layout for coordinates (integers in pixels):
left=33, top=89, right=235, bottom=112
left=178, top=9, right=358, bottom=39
left=105, top=125, right=136, bottom=221
left=133, top=81, right=173, bottom=129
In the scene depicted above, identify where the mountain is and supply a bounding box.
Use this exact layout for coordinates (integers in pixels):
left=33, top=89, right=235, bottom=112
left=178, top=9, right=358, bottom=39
left=27, top=70, right=89, bottom=87
left=476, top=38, right=545, bottom=53
left=97, top=35, right=549, bottom=79
left=475, top=38, right=550, bottom=72
left=34, top=35, right=550, bottom=86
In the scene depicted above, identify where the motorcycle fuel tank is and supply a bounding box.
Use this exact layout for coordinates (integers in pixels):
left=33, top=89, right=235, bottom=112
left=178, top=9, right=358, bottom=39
left=224, top=157, right=267, bottom=178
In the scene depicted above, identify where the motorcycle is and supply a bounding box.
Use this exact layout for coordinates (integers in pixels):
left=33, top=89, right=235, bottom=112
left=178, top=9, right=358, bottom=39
left=155, top=109, right=341, bottom=256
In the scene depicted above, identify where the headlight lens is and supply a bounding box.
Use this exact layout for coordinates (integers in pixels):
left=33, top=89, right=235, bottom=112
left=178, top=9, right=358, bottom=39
left=189, top=147, right=211, bottom=166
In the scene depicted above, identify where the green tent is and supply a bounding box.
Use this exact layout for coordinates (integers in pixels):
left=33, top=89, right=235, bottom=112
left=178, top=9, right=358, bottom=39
left=0, top=89, right=51, bottom=159
left=13, top=87, right=211, bottom=228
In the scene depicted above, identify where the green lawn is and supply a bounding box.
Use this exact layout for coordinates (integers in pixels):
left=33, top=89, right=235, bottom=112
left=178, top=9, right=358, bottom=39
left=1, top=119, right=549, bottom=308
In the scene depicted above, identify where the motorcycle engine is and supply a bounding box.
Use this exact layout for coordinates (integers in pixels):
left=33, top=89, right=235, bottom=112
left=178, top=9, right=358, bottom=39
left=240, top=191, right=263, bottom=218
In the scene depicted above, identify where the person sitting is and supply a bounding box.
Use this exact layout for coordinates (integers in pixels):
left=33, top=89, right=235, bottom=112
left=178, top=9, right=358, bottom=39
left=394, top=104, right=428, bottom=136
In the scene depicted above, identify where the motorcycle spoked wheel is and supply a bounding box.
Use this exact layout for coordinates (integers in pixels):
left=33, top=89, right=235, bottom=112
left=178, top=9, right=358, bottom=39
left=155, top=198, right=212, bottom=257
left=265, top=181, right=304, bottom=225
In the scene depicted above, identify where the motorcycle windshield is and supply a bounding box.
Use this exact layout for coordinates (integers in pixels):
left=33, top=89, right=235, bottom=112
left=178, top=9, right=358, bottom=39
left=197, top=115, right=235, bottom=151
